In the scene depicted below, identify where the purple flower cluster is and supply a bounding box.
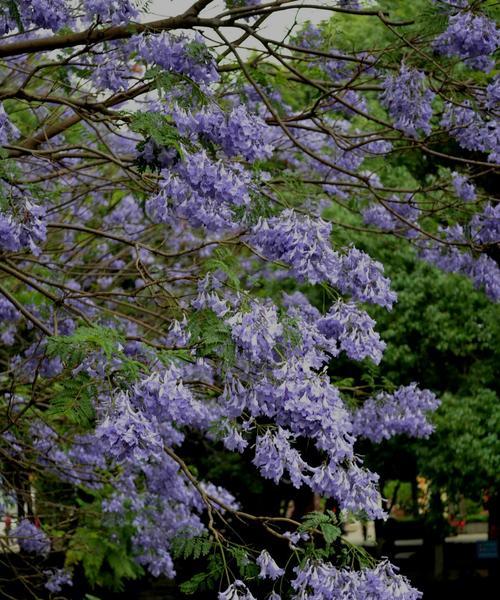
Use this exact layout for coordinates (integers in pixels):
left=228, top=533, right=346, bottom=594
left=0, top=103, right=19, bottom=145
left=147, top=149, right=252, bottom=232
left=226, top=301, right=283, bottom=363
left=337, top=248, right=397, bottom=309
left=18, top=0, right=71, bottom=31
left=291, top=559, right=422, bottom=599
left=484, top=75, right=500, bottom=110
left=250, top=209, right=341, bottom=284
left=451, top=172, right=477, bottom=202
left=137, top=33, right=219, bottom=86
left=0, top=296, right=20, bottom=323
left=96, top=392, right=163, bottom=464
left=173, top=103, right=273, bottom=162
left=310, top=460, right=385, bottom=518
left=362, top=197, right=420, bottom=235
left=470, top=203, right=500, bottom=245
left=318, top=301, right=386, bottom=364
left=11, top=519, right=50, bottom=555
left=253, top=428, right=308, bottom=488
left=84, top=0, right=138, bottom=25
left=352, top=383, right=440, bottom=442
left=282, top=292, right=385, bottom=365
left=219, top=580, right=257, bottom=600
left=44, top=568, right=73, bottom=593
left=434, top=12, right=499, bottom=72
left=421, top=236, right=500, bottom=301
left=0, top=201, right=46, bottom=255
left=176, top=151, right=251, bottom=208
left=442, top=102, right=500, bottom=162
left=256, top=550, right=285, bottom=580
left=381, top=66, right=435, bottom=137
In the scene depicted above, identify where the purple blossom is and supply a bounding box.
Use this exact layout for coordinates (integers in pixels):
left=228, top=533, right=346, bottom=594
left=250, top=209, right=341, bottom=284
left=84, top=0, right=138, bottom=25
left=172, top=103, right=273, bottom=161
left=11, top=519, right=50, bottom=555
left=176, top=150, right=251, bottom=208
left=352, top=383, right=440, bottom=442
left=336, top=247, right=397, bottom=309
left=309, top=461, right=385, bottom=519
left=318, top=301, right=386, bottom=364
left=253, top=428, right=308, bottom=487
left=0, top=296, right=21, bottom=323
left=291, top=559, right=422, bottom=599
left=381, top=66, right=435, bottom=137
left=451, top=172, right=476, bottom=201
left=91, top=51, right=130, bottom=92
left=219, top=580, right=257, bottom=600
left=226, top=301, right=283, bottom=363
left=421, top=238, right=500, bottom=301
left=44, top=568, right=73, bottom=593
left=137, top=33, right=219, bottom=86
left=0, top=103, right=19, bottom=145
left=18, top=0, right=71, bottom=31
left=434, top=12, right=499, bottom=72
left=441, top=102, right=500, bottom=163
left=484, top=75, right=500, bottom=110
left=362, top=198, right=420, bottom=234
left=256, top=550, right=285, bottom=580
left=222, top=426, right=248, bottom=452
left=470, top=203, right=500, bottom=245
left=0, top=201, right=46, bottom=255
left=96, top=392, right=163, bottom=464
left=255, top=361, right=354, bottom=461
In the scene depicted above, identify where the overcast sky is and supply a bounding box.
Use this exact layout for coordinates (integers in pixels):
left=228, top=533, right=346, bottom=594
left=148, top=1, right=327, bottom=47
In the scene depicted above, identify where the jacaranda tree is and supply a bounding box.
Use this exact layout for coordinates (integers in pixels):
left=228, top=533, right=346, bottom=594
left=0, top=0, right=498, bottom=597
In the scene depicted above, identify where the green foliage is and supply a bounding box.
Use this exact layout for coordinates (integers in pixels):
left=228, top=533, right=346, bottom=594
left=47, top=325, right=143, bottom=382
left=47, top=373, right=96, bottom=426
left=204, top=247, right=241, bottom=291
left=228, top=546, right=259, bottom=579
left=67, top=518, right=143, bottom=591
left=178, top=556, right=224, bottom=595
left=187, top=309, right=235, bottom=365
left=299, top=510, right=342, bottom=546
left=47, top=325, right=124, bottom=363
left=419, top=389, right=500, bottom=499
left=129, top=111, right=186, bottom=155
left=171, top=533, right=214, bottom=561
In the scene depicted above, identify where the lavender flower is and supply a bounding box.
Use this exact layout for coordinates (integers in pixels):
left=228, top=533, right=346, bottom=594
left=256, top=550, right=285, bottom=580
left=11, top=519, right=50, bottom=555
left=451, top=172, right=476, bottom=201
left=471, top=203, right=500, bottom=245
left=0, top=103, right=19, bottom=145
left=441, top=102, right=500, bottom=163
left=336, top=247, right=397, bottom=309
left=137, top=33, right=219, bottom=86
left=381, top=66, right=435, bottom=137
left=352, top=383, right=440, bottom=442
left=226, top=301, right=283, bottom=363
left=0, top=201, right=46, bottom=255
left=318, top=301, right=386, bottom=364
left=434, top=12, right=499, bottom=72
left=172, top=103, right=273, bottom=162
left=253, top=428, right=308, bottom=487
left=219, top=580, right=257, bottom=600
left=250, top=209, right=342, bottom=284
left=84, top=0, right=138, bottom=25
left=291, top=559, right=422, bottom=599
left=44, top=568, right=73, bottom=593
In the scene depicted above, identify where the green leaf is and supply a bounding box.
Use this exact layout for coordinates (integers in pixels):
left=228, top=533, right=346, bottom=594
left=320, top=523, right=341, bottom=544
